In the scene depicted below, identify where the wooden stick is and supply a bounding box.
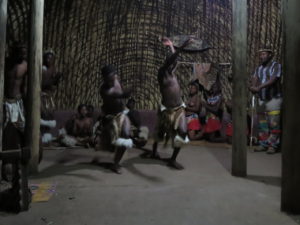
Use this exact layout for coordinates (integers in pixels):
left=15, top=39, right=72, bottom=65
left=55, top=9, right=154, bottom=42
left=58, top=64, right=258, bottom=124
left=231, top=0, right=248, bottom=177
left=281, top=0, right=300, bottom=214
left=26, top=0, right=44, bottom=173
left=0, top=0, right=8, bottom=152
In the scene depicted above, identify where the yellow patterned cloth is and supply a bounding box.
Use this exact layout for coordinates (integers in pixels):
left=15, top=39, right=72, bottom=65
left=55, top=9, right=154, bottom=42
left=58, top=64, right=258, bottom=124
left=41, top=92, right=55, bottom=112
left=30, top=182, right=56, bottom=202
left=103, top=112, right=126, bottom=145
left=268, top=110, right=280, bottom=116
left=154, top=104, right=186, bottom=143
left=3, top=96, right=25, bottom=131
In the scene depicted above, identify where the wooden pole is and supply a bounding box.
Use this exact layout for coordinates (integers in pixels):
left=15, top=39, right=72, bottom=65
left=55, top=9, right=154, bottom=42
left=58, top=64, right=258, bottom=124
left=0, top=0, right=8, bottom=152
left=26, top=0, right=44, bottom=173
left=231, top=0, right=248, bottom=177
left=281, top=0, right=300, bottom=214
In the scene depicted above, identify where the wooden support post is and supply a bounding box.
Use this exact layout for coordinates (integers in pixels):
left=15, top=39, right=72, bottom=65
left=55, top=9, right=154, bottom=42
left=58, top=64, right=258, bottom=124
left=0, top=0, right=8, bottom=152
left=231, top=0, right=248, bottom=177
left=26, top=0, right=44, bottom=173
left=281, top=0, right=300, bottom=214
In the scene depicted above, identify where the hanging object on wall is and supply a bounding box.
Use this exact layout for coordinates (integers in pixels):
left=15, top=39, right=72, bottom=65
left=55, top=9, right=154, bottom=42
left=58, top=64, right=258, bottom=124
left=164, top=35, right=211, bottom=52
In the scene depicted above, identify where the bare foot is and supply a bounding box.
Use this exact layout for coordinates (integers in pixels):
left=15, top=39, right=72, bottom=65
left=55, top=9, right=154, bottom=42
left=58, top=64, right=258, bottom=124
left=111, top=164, right=122, bottom=174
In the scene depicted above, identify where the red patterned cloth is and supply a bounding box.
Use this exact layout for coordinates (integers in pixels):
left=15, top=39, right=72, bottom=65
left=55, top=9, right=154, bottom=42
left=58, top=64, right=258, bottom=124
left=186, top=113, right=201, bottom=131
left=204, top=116, right=221, bottom=133
left=226, top=122, right=233, bottom=137
left=188, top=118, right=201, bottom=131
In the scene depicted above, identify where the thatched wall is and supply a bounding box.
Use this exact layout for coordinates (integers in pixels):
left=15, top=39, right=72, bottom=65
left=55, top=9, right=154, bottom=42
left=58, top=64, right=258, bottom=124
left=6, top=0, right=282, bottom=109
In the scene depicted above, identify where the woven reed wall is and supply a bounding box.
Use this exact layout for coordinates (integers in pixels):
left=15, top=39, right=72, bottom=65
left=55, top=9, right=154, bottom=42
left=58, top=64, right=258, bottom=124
left=6, top=0, right=282, bottom=109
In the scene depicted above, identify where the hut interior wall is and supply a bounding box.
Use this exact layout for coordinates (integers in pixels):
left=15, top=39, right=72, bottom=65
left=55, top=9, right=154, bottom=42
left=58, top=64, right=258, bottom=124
left=6, top=0, right=282, bottom=110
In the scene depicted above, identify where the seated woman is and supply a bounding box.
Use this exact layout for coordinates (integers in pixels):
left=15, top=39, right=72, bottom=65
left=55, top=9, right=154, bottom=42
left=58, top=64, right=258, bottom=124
left=185, top=81, right=203, bottom=140
left=201, top=81, right=226, bottom=142
left=59, top=104, right=94, bottom=147
left=222, top=100, right=252, bottom=145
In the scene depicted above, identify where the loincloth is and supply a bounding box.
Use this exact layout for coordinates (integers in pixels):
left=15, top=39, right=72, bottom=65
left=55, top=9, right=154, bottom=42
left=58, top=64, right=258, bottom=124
left=101, top=112, right=133, bottom=148
left=3, top=96, right=25, bottom=131
left=154, top=103, right=188, bottom=146
left=41, top=92, right=55, bottom=115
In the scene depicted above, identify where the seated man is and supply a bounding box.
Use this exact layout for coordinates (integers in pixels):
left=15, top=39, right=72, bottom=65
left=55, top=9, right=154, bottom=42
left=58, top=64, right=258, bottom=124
left=59, top=104, right=94, bottom=147
left=126, top=98, right=149, bottom=148
left=185, top=81, right=203, bottom=140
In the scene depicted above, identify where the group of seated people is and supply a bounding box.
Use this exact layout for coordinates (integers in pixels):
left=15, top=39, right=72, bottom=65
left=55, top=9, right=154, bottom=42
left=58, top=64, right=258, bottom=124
left=185, top=80, right=234, bottom=144
left=46, top=100, right=149, bottom=150
left=42, top=77, right=233, bottom=148
left=46, top=79, right=232, bottom=149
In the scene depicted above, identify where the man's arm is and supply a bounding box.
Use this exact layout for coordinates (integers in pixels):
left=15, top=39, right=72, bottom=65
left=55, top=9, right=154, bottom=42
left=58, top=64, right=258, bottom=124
left=21, top=65, right=28, bottom=97
left=250, top=63, right=281, bottom=93
left=161, top=37, right=193, bottom=69
left=101, top=86, right=131, bottom=99
left=87, top=118, right=94, bottom=137
left=256, top=76, right=278, bottom=90
left=249, top=75, right=260, bottom=93
left=249, top=67, right=260, bottom=93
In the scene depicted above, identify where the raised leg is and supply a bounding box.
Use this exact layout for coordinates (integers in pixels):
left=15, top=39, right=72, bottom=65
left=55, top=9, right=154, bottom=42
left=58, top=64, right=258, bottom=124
left=168, top=113, right=187, bottom=170
left=111, top=116, right=132, bottom=174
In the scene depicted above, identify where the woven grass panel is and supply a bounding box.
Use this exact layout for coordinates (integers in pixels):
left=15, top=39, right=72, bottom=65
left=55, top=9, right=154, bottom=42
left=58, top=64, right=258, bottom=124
left=6, top=0, right=282, bottom=109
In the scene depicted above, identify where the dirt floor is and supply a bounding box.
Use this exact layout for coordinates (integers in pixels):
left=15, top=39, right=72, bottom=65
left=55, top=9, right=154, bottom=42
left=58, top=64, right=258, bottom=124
left=1, top=140, right=300, bottom=225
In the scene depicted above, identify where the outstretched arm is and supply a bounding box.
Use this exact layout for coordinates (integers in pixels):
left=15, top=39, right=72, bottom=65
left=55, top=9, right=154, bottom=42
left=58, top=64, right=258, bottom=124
left=161, top=37, right=193, bottom=69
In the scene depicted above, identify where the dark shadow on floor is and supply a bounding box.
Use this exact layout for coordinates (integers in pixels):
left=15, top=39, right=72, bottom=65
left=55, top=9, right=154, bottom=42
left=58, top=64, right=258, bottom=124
left=289, top=215, right=300, bottom=224
left=206, top=146, right=282, bottom=188
left=122, top=148, right=174, bottom=183
left=246, top=174, right=281, bottom=187
left=33, top=148, right=169, bottom=182
left=207, top=147, right=231, bottom=173
left=34, top=152, right=115, bottom=179
left=33, top=161, right=116, bottom=180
